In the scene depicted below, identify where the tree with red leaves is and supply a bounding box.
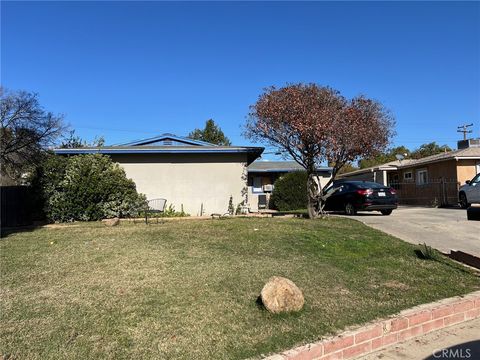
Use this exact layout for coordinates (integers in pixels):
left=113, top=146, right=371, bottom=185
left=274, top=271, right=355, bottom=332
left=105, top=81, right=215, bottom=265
left=245, top=83, right=395, bottom=218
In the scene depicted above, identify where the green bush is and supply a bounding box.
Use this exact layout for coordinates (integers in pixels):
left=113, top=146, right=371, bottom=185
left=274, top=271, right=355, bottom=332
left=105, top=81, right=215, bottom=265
left=143, top=204, right=190, bottom=218
left=31, top=153, right=146, bottom=222
left=270, top=171, right=308, bottom=211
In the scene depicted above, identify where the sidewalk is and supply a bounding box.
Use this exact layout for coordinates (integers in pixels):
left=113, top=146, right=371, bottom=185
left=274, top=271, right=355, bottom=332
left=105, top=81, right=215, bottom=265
left=356, top=318, right=480, bottom=360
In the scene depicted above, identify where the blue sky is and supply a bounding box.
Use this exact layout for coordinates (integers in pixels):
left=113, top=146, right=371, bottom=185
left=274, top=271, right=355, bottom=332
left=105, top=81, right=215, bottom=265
left=2, top=1, right=479, bottom=158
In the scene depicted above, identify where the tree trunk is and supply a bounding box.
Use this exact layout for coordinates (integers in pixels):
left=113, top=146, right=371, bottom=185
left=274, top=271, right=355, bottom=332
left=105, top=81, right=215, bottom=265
left=307, top=172, right=319, bottom=219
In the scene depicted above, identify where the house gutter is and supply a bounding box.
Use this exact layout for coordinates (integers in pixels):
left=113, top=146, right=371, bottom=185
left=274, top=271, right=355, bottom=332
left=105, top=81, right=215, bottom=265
left=53, top=147, right=265, bottom=165
left=454, top=157, right=480, bottom=160
left=53, top=148, right=264, bottom=155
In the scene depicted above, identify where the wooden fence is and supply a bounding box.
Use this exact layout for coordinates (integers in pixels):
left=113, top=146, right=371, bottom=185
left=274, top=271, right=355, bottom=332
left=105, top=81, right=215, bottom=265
left=1, top=186, right=33, bottom=228
left=391, top=179, right=459, bottom=206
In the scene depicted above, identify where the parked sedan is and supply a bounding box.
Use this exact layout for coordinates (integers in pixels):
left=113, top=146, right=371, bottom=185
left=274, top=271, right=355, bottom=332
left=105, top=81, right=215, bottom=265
left=323, top=180, right=398, bottom=215
left=459, top=172, right=480, bottom=208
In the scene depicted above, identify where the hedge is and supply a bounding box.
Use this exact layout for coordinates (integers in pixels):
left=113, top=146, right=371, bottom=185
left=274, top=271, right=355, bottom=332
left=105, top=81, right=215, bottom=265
left=270, top=171, right=308, bottom=211
left=30, top=153, right=146, bottom=222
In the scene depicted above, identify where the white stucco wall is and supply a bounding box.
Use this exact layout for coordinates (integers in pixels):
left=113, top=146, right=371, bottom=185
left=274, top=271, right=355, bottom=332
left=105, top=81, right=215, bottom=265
left=110, top=153, right=248, bottom=216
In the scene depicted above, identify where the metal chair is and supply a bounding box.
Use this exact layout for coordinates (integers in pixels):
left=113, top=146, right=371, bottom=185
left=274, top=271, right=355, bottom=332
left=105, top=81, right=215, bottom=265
left=145, top=198, right=167, bottom=224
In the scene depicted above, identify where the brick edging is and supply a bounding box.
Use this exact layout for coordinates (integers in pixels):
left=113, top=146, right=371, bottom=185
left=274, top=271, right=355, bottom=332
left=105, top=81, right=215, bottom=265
left=265, top=290, right=480, bottom=360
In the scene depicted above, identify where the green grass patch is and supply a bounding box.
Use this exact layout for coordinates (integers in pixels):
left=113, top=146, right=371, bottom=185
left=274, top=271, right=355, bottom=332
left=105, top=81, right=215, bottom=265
left=1, top=218, right=478, bottom=359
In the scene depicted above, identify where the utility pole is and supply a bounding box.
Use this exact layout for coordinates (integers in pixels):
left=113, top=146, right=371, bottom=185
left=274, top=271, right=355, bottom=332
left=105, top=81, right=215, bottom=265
left=457, top=123, right=473, bottom=140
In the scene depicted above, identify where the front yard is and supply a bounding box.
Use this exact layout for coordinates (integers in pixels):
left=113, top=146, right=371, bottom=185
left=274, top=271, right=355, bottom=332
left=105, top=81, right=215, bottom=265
left=1, top=218, right=478, bottom=359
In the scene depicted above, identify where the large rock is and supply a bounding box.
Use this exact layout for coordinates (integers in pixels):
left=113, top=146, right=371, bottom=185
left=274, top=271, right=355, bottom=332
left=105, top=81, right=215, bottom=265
left=102, top=217, right=120, bottom=226
left=260, top=276, right=304, bottom=313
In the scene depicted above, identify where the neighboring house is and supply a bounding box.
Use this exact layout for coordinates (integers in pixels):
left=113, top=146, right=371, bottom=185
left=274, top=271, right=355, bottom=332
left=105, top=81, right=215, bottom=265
left=335, top=159, right=416, bottom=186
left=246, top=161, right=332, bottom=211
left=339, top=139, right=480, bottom=206
left=55, top=134, right=263, bottom=215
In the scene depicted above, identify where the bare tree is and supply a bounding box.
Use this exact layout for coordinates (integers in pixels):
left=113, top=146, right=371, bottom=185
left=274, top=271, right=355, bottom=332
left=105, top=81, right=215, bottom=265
left=245, top=83, right=395, bottom=218
left=1, top=88, right=65, bottom=184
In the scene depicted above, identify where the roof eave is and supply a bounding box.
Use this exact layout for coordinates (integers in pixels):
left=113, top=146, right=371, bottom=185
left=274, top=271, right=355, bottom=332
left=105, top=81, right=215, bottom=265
left=454, top=156, right=480, bottom=160
left=53, top=147, right=264, bottom=164
left=397, top=157, right=454, bottom=168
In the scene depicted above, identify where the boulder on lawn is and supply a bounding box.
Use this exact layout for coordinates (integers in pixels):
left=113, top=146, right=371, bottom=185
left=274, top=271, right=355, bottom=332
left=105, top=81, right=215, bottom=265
left=102, top=217, right=120, bottom=226
left=260, top=276, right=304, bottom=313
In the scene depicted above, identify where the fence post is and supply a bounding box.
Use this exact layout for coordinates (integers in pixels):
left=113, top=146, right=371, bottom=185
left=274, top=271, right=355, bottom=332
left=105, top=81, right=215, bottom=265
left=441, top=178, right=446, bottom=206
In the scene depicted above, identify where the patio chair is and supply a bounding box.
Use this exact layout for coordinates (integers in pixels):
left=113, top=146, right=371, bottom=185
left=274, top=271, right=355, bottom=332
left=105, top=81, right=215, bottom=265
left=145, top=198, right=167, bottom=224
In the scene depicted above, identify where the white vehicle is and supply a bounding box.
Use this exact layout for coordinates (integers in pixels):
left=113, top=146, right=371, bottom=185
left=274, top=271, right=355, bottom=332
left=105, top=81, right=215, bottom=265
left=459, top=173, right=480, bottom=208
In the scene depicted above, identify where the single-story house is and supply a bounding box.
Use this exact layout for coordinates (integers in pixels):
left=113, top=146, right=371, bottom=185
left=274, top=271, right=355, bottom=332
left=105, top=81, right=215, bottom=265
left=55, top=134, right=264, bottom=215
left=339, top=139, right=480, bottom=206
left=336, top=159, right=417, bottom=186
left=54, top=133, right=334, bottom=214
left=246, top=161, right=332, bottom=211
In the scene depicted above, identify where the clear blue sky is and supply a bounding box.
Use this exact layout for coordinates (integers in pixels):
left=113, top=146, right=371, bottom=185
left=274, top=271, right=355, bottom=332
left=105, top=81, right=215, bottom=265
left=2, top=1, right=479, bottom=158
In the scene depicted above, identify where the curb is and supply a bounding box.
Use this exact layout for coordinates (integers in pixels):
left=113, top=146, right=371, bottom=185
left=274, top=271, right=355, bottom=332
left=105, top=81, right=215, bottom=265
left=264, top=290, right=480, bottom=360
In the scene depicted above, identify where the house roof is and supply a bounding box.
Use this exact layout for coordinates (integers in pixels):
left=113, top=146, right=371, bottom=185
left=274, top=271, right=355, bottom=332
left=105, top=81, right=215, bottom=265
left=53, top=134, right=264, bottom=165
left=117, top=133, right=217, bottom=147
left=339, top=147, right=480, bottom=178
left=399, top=147, right=480, bottom=168
left=247, top=160, right=332, bottom=173
left=337, top=159, right=416, bottom=178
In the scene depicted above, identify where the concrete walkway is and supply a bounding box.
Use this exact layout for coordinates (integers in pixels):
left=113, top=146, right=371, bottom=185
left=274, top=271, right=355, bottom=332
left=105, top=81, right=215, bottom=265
left=347, top=207, right=480, bottom=256
left=357, top=318, right=480, bottom=360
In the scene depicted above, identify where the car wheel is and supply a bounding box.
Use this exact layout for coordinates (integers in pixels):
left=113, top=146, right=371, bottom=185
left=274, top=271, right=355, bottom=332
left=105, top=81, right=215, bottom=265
left=459, top=193, right=470, bottom=209
left=380, top=209, right=393, bottom=216
left=344, top=202, right=357, bottom=215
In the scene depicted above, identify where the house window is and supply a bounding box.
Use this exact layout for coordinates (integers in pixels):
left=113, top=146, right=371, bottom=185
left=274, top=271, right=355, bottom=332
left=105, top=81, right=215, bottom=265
left=416, top=169, right=428, bottom=185
left=404, top=171, right=413, bottom=181
left=252, top=177, right=263, bottom=193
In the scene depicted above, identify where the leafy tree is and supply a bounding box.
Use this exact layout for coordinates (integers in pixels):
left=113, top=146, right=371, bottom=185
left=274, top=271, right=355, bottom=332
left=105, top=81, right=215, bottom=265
left=188, top=119, right=231, bottom=146
left=411, top=142, right=451, bottom=159
left=60, top=130, right=105, bottom=148
left=337, top=162, right=359, bottom=174
left=246, top=83, right=394, bottom=218
left=359, top=145, right=410, bottom=168
left=0, top=88, right=65, bottom=184
left=30, top=153, right=146, bottom=221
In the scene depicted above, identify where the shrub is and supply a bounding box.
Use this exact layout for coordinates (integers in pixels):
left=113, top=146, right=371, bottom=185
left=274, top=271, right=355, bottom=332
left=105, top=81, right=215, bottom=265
left=270, top=171, right=308, bottom=211
left=31, top=153, right=146, bottom=221
left=144, top=204, right=190, bottom=218
left=228, top=196, right=235, bottom=215
left=415, top=243, right=441, bottom=261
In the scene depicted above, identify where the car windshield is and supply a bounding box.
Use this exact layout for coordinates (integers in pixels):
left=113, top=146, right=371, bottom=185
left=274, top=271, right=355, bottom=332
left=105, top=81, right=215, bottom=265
left=470, top=173, right=480, bottom=184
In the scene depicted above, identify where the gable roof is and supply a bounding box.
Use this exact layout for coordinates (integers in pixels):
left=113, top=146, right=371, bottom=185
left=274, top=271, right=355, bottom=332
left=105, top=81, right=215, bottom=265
left=399, top=147, right=480, bottom=168
left=118, top=133, right=217, bottom=147
left=53, top=133, right=264, bottom=165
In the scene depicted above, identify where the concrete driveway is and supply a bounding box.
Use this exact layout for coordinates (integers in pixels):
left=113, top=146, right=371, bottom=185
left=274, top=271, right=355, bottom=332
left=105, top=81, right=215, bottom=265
left=344, top=206, right=480, bottom=256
